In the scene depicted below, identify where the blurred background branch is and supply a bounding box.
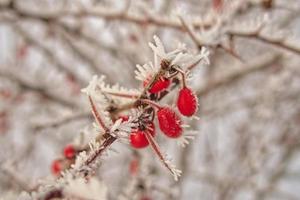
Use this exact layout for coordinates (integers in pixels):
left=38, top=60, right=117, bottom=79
left=0, top=0, right=300, bottom=199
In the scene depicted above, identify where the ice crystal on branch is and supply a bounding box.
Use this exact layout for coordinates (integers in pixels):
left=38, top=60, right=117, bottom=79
left=176, top=130, right=198, bottom=148
left=135, top=63, right=158, bottom=82
left=80, top=35, right=209, bottom=181
left=148, top=35, right=209, bottom=69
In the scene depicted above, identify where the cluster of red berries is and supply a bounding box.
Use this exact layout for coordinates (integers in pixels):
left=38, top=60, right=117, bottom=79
left=51, top=144, right=76, bottom=176
left=129, top=71, right=198, bottom=149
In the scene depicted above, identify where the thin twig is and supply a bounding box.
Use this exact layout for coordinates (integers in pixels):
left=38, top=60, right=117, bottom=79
left=197, top=53, right=281, bottom=96
left=88, top=96, right=109, bottom=132
left=229, top=30, right=300, bottom=55
left=0, top=70, right=77, bottom=108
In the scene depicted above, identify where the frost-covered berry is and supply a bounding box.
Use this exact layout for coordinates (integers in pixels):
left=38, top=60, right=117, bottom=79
left=51, top=159, right=62, bottom=176
left=143, top=76, right=170, bottom=93
left=130, top=123, right=155, bottom=149
left=63, top=144, right=76, bottom=159
left=157, top=107, right=182, bottom=138
left=177, top=87, right=198, bottom=117
left=130, top=130, right=149, bottom=148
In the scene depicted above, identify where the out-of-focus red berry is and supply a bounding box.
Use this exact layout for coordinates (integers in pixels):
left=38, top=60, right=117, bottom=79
left=0, top=111, right=9, bottom=134
left=0, top=90, right=12, bottom=99
left=66, top=74, right=81, bottom=95
left=16, top=45, right=28, bottom=59
left=51, top=159, right=62, bottom=176
left=129, top=159, right=139, bottom=175
left=140, top=196, right=151, bottom=200
left=212, top=0, right=223, bottom=12
left=63, top=144, right=76, bottom=159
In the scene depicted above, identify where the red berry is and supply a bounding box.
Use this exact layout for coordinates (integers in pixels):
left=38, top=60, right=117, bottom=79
left=130, top=123, right=155, bottom=149
left=130, top=130, right=149, bottom=148
left=51, top=159, right=62, bottom=175
left=157, top=107, right=182, bottom=138
left=63, top=144, right=76, bottom=159
left=0, top=111, right=9, bottom=134
left=140, top=197, right=151, bottom=200
left=0, top=90, right=12, bottom=99
left=129, top=159, right=139, bottom=175
left=177, top=87, right=198, bottom=117
left=212, top=0, right=223, bottom=12
left=119, top=115, right=129, bottom=122
left=16, top=45, right=28, bottom=59
left=143, top=76, right=170, bottom=94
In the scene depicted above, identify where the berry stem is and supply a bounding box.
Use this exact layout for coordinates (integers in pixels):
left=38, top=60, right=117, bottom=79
left=140, top=99, right=162, bottom=109
left=88, top=95, right=109, bottom=132
left=105, top=91, right=139, bottom=99
left=112, top=102, right=136, bottom=114
left=144, top=130, right=179, bottom=179
left=166, top=71, right=179, bottom=79
left=173, top=66, right=187, bottom=88
left=150, top=109, right=155, bottom=121
left=187, top=56, right=204, bottom=71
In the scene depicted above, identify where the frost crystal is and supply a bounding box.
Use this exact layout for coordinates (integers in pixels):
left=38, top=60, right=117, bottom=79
left=177, top=130, right=197, bottom=148
left=64, top=177, right=107, bottom=200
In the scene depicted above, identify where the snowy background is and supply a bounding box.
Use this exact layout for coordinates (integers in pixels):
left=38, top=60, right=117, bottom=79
left=1, top=0, right=300, bottom=199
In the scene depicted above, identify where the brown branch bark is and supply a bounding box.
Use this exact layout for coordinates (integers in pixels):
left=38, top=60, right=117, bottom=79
left=229, top=30, right=300, bottom=55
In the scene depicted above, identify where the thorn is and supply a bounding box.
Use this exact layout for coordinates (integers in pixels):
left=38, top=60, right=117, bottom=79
left=181, top=124, right=190, bottom=128
left=192, top=116, right=200, bottom=120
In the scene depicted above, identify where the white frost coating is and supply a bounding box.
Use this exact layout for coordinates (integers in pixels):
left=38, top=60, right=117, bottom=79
left=64, top=177, right=107, bottom=200
left=176, top=130, right=198, bottom=148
